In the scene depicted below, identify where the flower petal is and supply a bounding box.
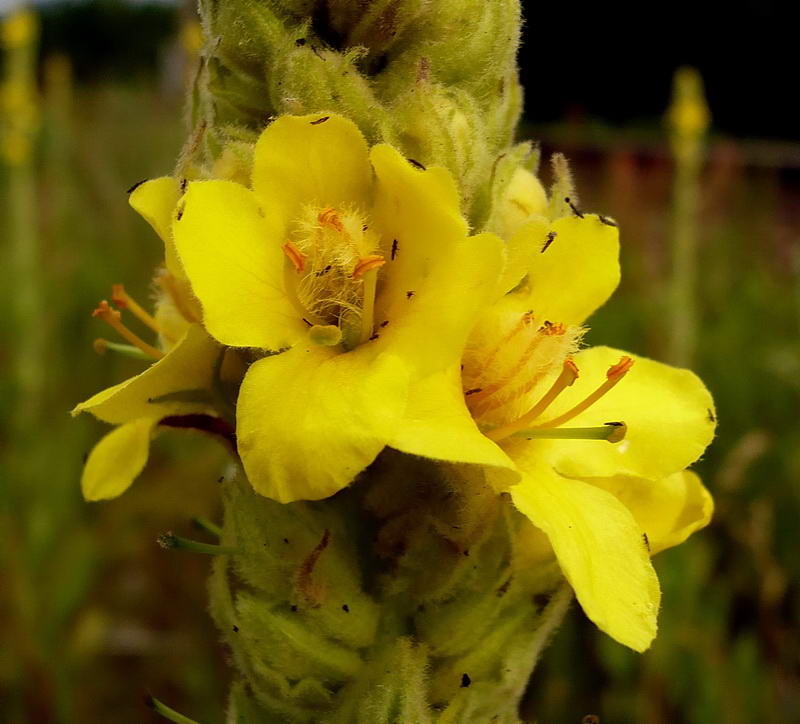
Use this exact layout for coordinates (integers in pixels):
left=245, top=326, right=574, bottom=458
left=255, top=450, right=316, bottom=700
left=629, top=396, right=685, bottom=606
left=492, top=167, right=549, bottom=241
left=512, top=463, right=660, bottom=651
left=541, top=346, right=716, bottom=481
left=525, top=214, right=620, bottom=325
left=585, top=469, right=714, bottom=555
left=173, top=180, right=304, bottom=349
left=370, top=144, right=504, bottom=376
left=389, top=366, right=519, bottom=489
left=72, top=324, right=219, bottom=425
left=495, top=216, right=549, bottom=297
left=252, top=114, right=372, bottom=225
left=81, top=418, right=156, bottom=501
left=237, top=344, right=409, bottom=503
left=129, top=177, right=182, bottom=276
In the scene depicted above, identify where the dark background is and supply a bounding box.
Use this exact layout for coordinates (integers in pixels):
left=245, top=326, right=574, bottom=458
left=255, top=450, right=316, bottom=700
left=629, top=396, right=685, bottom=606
left=33, top=0, right=800, bottom=139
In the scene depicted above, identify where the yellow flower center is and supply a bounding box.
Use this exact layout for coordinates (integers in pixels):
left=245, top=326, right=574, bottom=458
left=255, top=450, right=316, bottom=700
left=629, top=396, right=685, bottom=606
left=462, top=309, right=633, bottom=443
left=282, top=205, right=385, bottom=348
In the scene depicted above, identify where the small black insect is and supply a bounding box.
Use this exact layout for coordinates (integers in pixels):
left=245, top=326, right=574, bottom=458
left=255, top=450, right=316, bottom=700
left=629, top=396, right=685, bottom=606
left=460, top=673, right=472, bottom=688
left=380, top=320, right=390, bottom=328
left=464, top=388, right=482, bottom=396
left=180, top=178, right=188, bottom=193
left=342, top=604, right=350, bottom=613
left=565, top=196, right=584, bottom=219
left=369, top=332, right=380, bottom=341
left=232, top=625, right=239, bottom=633
left=707, top=408, right=716, bottom=423
left=295, top=37, right=306, bottom=46
left=302, top=318, right=312, bottom=326
left=407, top=158, right=426, bottom=170
left=642, top=532, right=651, bottom=552
left=391, top=239, right=399, bottom=260
left=310, top=116, right=330, bottom=125
left=541, top=231, right=557, bottom=253
left=406, top=290, right=415, bottom=299
left=315, top=265, right=332, bottom=277
left=598, top=215, right=618, bottom=227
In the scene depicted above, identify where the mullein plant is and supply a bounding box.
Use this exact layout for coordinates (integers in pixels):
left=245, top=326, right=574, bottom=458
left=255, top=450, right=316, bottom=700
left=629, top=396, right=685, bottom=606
left=73, top=1, right=716, bottom=721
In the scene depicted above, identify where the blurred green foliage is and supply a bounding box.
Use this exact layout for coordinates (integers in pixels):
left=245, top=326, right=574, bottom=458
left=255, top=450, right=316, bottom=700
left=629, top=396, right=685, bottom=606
left=1, top=23, right=799, bottom=724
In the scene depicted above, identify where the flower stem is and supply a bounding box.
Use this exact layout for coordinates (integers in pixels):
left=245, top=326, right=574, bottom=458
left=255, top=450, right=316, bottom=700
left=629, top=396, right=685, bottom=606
left=145, top=695, right=201, bottom=724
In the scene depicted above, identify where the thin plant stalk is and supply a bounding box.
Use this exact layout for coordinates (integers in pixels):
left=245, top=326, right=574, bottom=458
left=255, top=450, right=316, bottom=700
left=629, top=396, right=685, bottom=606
left=667, top=66, right=710, bottom=367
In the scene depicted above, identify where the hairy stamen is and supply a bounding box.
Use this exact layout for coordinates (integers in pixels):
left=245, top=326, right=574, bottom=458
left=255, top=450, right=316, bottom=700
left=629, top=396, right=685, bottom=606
left=111, top=283, right=160, bottom=334
left=485, top=358, right=579, bottom=441
left=92, top=301, right=163, bottom=359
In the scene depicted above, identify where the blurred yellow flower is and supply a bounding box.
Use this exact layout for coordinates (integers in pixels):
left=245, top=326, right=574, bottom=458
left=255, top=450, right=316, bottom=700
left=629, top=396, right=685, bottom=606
left=1, top=7, right=36, bottom=49
left=172, top=113, right=506, bottom=502
left=392, top=208, right=717, bottom=652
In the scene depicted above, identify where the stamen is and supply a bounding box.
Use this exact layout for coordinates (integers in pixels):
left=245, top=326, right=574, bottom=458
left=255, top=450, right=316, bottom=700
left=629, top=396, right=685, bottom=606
left=111, top=283, right=160, bottom=334
left=317, top=207, right=345, bottom=233
left=470, top=311, right=534, bottom=382
left=92, top=301, right=163, bottom=359
left=511, top=422, right=627, bottom=443
left=540, top=320, right=566, bottom=336
left=282, top=241, right=307, bottom=273
left=536, top=356, right=635, bottom=429
left=351, top=255, right=386, bottom=279
left=469, top=320, right=565, bottom=414
left=485, top=358, right=579, bottom=441
left=93, top=337, right=154, bottom=361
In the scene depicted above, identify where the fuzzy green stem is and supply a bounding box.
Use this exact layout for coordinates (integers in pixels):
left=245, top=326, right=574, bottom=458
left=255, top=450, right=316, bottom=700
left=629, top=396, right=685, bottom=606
left=210, top=460, right=569, bottom=721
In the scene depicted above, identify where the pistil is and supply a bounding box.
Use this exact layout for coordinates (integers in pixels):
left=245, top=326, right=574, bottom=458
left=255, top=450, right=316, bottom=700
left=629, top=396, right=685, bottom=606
left=511, top=422, right=627, bottom=443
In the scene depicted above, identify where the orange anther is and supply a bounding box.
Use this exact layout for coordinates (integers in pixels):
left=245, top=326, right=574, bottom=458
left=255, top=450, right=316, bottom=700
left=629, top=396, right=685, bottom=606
left=111, top=284, right=127, bottom=309
left=607, top=356, right=634, bottom=380
left=563, top=357, right=580, bottom=382
left=317, top=207, right=344, bottom=233
left=351, top=255, right=386, bottom=279
left=110, top=282, right=161, bottom=333
left=541, top=321, right=566, bottom=336
left=92, top=299, right=119, bottom=321
left=91, top=299, right=163, bottom=359
left=282, top=241, right=308, bottom=274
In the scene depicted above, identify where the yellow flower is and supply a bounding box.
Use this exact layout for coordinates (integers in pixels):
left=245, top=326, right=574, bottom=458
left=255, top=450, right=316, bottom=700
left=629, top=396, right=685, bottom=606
left=171, top=113, right=506, bottom=503
left=391, top=210, right=717, bottom=651
left=73, top=180, right=220, bottom=501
